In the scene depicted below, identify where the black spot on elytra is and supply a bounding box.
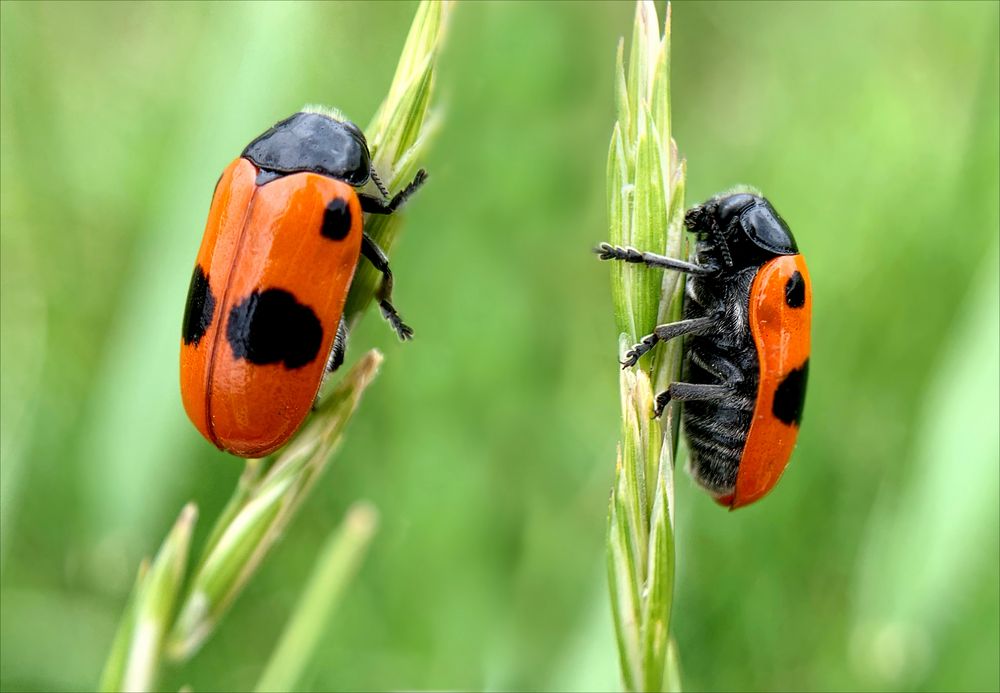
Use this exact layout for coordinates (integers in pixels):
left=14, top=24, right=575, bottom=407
left=182, top=264, right=215, bottom=346
left=321, top=197, right=352, bottom=240
left=772, top=360, right=809, bottom=426
left=226, top=289, right=323, bottom=369
left=785, top=271, right=805, bottom=308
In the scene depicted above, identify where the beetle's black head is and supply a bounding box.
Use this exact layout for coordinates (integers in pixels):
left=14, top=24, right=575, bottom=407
left=242, top=111, right=371, bottom=187
left=685, top=193, right=798, bottom=270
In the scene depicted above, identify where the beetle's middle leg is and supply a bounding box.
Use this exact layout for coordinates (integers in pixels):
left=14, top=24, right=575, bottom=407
left=315, top=318, right=350, bottom=409
left=621, top=316, right=719, bottom=368
left=326, top=317, right=349, bottom=373
left=361, top=233, right=413, bottom=341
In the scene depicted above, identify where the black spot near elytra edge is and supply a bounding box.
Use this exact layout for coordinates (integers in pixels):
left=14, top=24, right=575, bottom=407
left=182, top=264, right=216, bottom=346
left=226, top=288, right=323, bottom=369
left=785, top=271, right=805, bottom=308
left=772, top=360, right=809, bottom=426
left=321, top=197, right=352, bottom=240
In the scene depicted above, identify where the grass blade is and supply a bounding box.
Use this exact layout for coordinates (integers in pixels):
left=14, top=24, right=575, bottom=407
left=255, top=503, right=379, bottom=692
left=167, top=352, right=383, bottom=661
left=100, top=505, right=196, bottom=692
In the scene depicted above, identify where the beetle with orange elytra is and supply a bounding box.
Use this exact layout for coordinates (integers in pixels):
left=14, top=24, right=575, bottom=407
left=181, top=109, right=426, bottom=458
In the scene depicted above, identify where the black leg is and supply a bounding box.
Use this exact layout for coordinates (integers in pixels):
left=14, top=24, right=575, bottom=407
left=596, top=242, right=714, bottom=275
left=621, top=316, right=718, bottom=368
left=361, top=233, right=413, bottom=341
left=654, top=382, right=732, bottom=418
left=359, top=169, right=428, bottom=215
left=314, top=318, right=349, bottom=410
left=688, top=349, right=743, bottom=386
left=326, top=317, right=348, bottom=373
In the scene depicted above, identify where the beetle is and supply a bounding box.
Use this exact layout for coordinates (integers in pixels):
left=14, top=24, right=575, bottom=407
left=598, top=192, right=811, bottom=509
left=180, top=108, right=426, bottom=457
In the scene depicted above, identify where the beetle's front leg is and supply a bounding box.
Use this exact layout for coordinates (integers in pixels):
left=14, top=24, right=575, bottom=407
left=358, top=169, right=428, bottom=215
left=596, top=242, right=714, bottom=275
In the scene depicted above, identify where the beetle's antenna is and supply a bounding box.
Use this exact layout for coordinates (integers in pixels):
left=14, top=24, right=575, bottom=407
left=713, top=225, right=734, bottom=267
left=370, top=168, right=391, bottom=200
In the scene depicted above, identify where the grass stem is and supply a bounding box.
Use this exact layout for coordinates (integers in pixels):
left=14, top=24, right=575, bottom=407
left=254, top=503, right=379, bottom=693
left=605, top=3, right=686, bottom=691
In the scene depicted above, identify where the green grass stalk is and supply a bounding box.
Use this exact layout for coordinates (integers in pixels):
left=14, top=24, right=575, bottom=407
left=605, top=3, right=686, bottom=691
left=98, top=506, right=196, bottom=693
left=254, top=503, right=379, bottom=692
left=343, top=0, right=451, bottom=329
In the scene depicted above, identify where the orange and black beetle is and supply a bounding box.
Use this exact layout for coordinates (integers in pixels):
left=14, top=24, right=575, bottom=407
left=599, top=193, right=811, bottom=509
left=181, top=109, right=426, bottom=457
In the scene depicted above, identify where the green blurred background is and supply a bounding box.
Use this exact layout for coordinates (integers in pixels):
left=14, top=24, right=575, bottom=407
left=2, top=2, right=998, bottom=691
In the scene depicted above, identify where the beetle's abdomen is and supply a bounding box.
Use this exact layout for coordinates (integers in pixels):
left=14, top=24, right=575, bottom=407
left=680, top=267, right=759, bottom=496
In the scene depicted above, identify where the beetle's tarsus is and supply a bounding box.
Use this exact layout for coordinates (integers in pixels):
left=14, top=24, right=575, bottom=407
left=653, top=390, right=671, bottom=418
left=380, top=301, right=414, bottom=341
